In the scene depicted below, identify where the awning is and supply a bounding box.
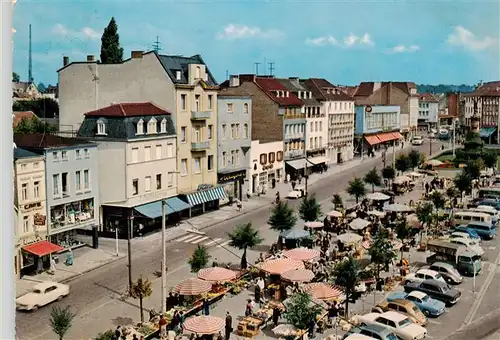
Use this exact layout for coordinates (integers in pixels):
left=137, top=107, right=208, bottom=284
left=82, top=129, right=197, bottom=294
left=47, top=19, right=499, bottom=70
left=364, top=135, right=381, bottom=145
left=185, top=186, right=226, bottom=207
left=286, top=158, right=309, bottom=170
left=377, top=132, right=393, bottom=143
left=134, top=197, right=191, bottom=219
left=307, top=156, right=329, bottom=165
left=391, top=132, right=403, bottom=140
left=480, top=127, right=496, bottom=138
left=23, top=240, right=63, bottom=257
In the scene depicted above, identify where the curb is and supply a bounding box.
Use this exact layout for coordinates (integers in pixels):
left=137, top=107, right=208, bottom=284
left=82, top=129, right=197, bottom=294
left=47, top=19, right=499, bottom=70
left=59, top=254, right=127, bottom=284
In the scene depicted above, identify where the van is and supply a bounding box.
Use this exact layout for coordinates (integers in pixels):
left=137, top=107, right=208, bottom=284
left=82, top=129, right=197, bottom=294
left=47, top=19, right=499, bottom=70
left=453, top=211, right=492, bottom=226
left=467, top=221, right=497, bottom=240
left=474, top=205, right=499, bottom=225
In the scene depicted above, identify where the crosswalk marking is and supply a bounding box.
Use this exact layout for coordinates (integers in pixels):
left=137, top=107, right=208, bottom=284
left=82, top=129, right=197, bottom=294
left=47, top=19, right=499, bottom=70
left=217, top=240, right=231, bottom=248
left=191, top=236, right=209, bottom=244
left=186, top=235, right=206, bottom=244
left=203, top=238, right=222, bottom=246
left=176, top=234, right=199, bottom=242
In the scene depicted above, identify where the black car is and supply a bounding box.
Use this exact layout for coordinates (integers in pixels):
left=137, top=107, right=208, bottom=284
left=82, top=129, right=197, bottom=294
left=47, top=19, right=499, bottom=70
left=404, top=279, right=461, bottom=307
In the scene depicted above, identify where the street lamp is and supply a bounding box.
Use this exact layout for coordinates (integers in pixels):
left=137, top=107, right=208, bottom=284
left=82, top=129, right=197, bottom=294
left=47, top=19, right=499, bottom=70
left=452, top=118, right=459, bottom=158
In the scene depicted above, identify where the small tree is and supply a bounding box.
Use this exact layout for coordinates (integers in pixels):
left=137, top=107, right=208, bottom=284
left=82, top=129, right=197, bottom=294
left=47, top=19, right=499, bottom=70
left=14, top=116, right=57, bottom=134
left=284, top=292, right=323, bottom=330
left=416, top=202, right=434, bottom=232
left=50, top=306, right=75, bottom=340
left=129, top=275, right=153, bottom=323
left=395, top=154, right=411, bottom=173
left=382, top=166, right=396, bottom=186
left=12, top=72, right=20, bottom=82
left=482, top=152, right=498, bottom=169
left=364, top=167, right=382, bottom=193
left=346, top=177, right=366, bottom=204
left=331, top=193, right=344, bottom=209
left=408, top=149, right=422, bottom=170
left=188, top=245, right=211, bottom=273
left=454, top=171, right=472, bottom=201
left=429, top=191, right=445, bottom=210
left=368, top=229, right=397, bottom=279
left=100, top=17, right=124, bottom=64
left=299, top=194, right=322, bottom=222
left=268, top=201, right=297, bottom=237
left=446, top=186, right=459, bottom=200
left=464, top=159, right=483, bottom=180
left=333, top=256, right=360, bottom=318
left=227, top=222, right=263, bottom=269
left=395, top=220, right=412, bottom=259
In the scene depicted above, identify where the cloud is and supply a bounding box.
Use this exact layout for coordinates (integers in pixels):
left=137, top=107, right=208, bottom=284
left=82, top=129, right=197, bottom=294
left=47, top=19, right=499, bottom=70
left=388, top=44, right=420, bottom=53
left=306, top=33, right=374, bottom=47
left=52, top=23, right=101, bottom=41
left=447, top=26, right=497, bottom=51
left=217, top=24, right=283, bottom=40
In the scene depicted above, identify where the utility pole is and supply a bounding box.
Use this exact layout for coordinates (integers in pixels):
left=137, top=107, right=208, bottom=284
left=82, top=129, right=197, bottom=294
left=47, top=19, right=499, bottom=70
left=161, top=200, right=167, bottom=313
left=28, top=24, right=33, bottom=83
left=268, top=62, right=275, bottom=77
left=127, top=210, right=133, bottom=293
left=304, top=160, right=308, bottom=196
left=225, top=69, right=229, bottom=80
left=152, top=36, right=162, bottom=53
left=254, top=62, right=261, bottom=76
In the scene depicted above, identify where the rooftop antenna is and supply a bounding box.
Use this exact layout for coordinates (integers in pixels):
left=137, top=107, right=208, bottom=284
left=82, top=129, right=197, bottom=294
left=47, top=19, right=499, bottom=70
left=152, top=36, right=162, bottom=53
left=225, top=69, right=229, bottom=80
left=268, top=62, right=275, bottom=77
left=28, top=24, right=33, bottom=83
left=254, top=62, right=261, bottom=76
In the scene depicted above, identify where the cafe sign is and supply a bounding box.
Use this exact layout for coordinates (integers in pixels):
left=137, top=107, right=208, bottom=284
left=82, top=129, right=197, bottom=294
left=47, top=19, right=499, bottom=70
left=34, top=213, right=46, bottom=226
left=21, top=202, right=42, bottom=212
left=21, top=235, right=46, bottom=246
left=218, top=170, right=246, bottom=183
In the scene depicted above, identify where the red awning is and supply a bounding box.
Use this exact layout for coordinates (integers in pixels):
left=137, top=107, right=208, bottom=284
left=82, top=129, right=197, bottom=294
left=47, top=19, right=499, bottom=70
left=376, top=132, right=394, bottom=143
left=391, top=132, right=403, bottom=140
left=22, top=240, right=63, bottom=256
left=364, top=135, right=381, bottom=145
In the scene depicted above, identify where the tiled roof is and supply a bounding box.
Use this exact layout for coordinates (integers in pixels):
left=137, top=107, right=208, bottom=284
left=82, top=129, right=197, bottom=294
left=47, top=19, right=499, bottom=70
left=14, top=147, right=41, bottom=160
left=339, top=86, right=358, bottom=97
left=84, top=102, right=172, bottom=117
left=465, top=81, right=500, bottom=97
left=157, top=53, right=218, bottom=86
left=14, top=133, right=93, bottom=150
left=12, top=81, right=32, bottom=91
left=303, top=78, right=354, bottom=101
left=355, top=81, right=416, bottom=97
left=277, top=78, right=319, bottom=105
left=418, top=93, right=439, bottom=102
left=13, top=111, right=38, bottom=127
left=254, top=77, right=303, bottom=106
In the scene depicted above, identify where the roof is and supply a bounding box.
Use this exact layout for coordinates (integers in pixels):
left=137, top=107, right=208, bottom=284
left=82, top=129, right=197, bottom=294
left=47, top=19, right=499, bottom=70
left=276, top=78, right=319, bottom=105
left=355, top=81, right=417, bottom=97
left=407, top=291, right=427, bottom=299
left=382, top=311, right=408, bottom=322
left=13, top=111, right=38, bottom=127
left=157, top=53, right=218, bottom=86
left=254, top=77, right=303, bottom=106
left=14, top=133, right=93, bottom=150
left=419, top=93, right=439, bottom=102
left=84, top=102, right=172, bottom=117
left=12, top=81, right=35, bottom=91
left=303, top=78, right=354, bottom=101
left=14, top=147, right=42, bottom=160
left=416, top=268, right=439, bottom=276
left=422, top=278, right=447, bottom=287
left=22, top=240, right=64, bottom=257
left=339, top=86, right=359, bottom=97
left=465, top=81, right=500, bottom=97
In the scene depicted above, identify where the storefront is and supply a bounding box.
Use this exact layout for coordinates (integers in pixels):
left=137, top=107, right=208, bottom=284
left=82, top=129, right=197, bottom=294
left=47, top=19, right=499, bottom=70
left=218, top=170, right=247, bottom=201
left=20, top=240, right=64, bottom=277
left=285, top=158, right=309, bottom=181
left=182, top=185, right=227, bottom=217
left=363, top=131, right=402, bottom=156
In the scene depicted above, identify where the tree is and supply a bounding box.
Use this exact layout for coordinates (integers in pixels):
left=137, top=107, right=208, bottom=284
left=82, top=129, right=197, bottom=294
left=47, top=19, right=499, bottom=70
left=429, top=191, right=445, bottom=210
left=364, top=167, right=382, bottom=193
left=368, top=229, right=397, bottom=279
left=12, top=97, right=59, bottom=118
left=268, top=201, right=297, bottom=236
left=100, top=17, right=124, bottom=64
left=284, top=292, right=323, bottom=330
left=14, top=116, right=57, bottom=133
left=12, top=72, right=20, bottom=82
left=188, top=245, right=211, bottom=273
left=446, top=186, right=459, bottom=200
left=333, top=256, right=360, bottom=318
left=382, top=166, right=396, bottom=186
left=395, top=220, right=412, bottom=259
left=331, top=193, right=343, bottom=209
left=129, top=275, right=153, bottom=323
left=50, top=306, right=75, bottom=340
left=408, top=149, right=422, bottom=170
left=346, top=178, right=366, bottom=204
left=416, top=202, right=434, bottom=231
left=464, top=159, right=483, bottom=180
left=299, top=194, right=322, bottom=222
left=482, top=152, right=497, bottom=169
left=227, top=222, right=263, bottom=270
left=454, top=171, right=472, bottom=201
left=395, top=154, right=411, bottom=173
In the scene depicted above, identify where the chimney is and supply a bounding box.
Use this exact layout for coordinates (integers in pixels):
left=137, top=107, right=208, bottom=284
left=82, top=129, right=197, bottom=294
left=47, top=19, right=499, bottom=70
left=87, top=55, right=95, bottom=62
left=131, top=51, right=144, bottom=59
left=229, top=75, right=240, bottom=87
left=239, top=74, right=256, bottom=83
left=63, top=56, right=69, bottom=66
left=289, top=77, right=299, bottom=85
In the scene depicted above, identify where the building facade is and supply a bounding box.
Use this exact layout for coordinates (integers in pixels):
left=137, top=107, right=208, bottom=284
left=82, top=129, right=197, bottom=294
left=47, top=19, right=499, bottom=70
left=417, top=93, right=439, bottom=133
left=14, top=147, right=47, bottom=278
left=249, top=140, right=284, bottom=194
left=465, top=82, right=500, bottom=143
left=217, top=96, right=252, bottom=201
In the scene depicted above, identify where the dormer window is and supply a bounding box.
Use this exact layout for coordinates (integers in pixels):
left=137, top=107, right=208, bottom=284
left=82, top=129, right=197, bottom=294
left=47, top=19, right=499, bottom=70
left=96, top=119, right=106, bottom=135
left=286, top=91, right=289, bottom=98
left=176, top=71, right=181, bottom=80
left=136, top=119, right=144, bottom=135
left=147, top=117, right=157, bottom=134
left=196, top=66, right=201, bottom=79
left=309, top=92, right=312, bottom=99
left=160, top=118, right=167, bottom=133
left=276, top=91, right=280, bottom=98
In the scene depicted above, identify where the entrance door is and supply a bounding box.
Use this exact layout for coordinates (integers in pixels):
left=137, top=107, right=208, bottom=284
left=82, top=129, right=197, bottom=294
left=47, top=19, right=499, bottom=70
left=252, top=175, right=257, bottom=194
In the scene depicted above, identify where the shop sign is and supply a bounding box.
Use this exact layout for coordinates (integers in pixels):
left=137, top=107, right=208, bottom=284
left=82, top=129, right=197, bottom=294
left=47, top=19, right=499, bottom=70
left=218, top=170, right=246, bottom=183
left=22, top=202, right=42, bottom=212
left=34, top=213, right=46, bottom=226
left=262, top=164, right=274, bottom=171
left=21, top=234, right=46, bottom=246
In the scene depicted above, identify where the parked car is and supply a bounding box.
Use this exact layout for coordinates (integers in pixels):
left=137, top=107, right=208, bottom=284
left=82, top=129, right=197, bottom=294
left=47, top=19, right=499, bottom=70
left=356, top=311, right=427, bottom=340
left=453, top=226, right=481, bottom=240
left=16, top=281, right=69, bottom=311
left=404, top=268, right=446, bottom=285
left=286, top=189, right=303, bottom=199
left=449, top=237, right=485, bottom=257
left=475, top=198, right=500, bottom=211
left=387, top=291, right=446, bottom=317
left=404, top=279, right=461, bottom=307
left=371, top=298, right=427, bottom=325
left=344, top=324, right=399, bottom=340
left=344, top=334, right=378, bottom=340
left=412, top=136, right=424, bottom=146
left=449, top=231, right=479, bottom=242
left=428, top=262, right=463, bottom=284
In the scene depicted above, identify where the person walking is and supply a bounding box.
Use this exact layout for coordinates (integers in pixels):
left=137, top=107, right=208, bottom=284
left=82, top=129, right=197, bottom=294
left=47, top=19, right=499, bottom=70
left=225, top=311, right=232, bottom=340
left=272, top=306, right=281, bottom=327
left=202, top=297, right=210, bottom=315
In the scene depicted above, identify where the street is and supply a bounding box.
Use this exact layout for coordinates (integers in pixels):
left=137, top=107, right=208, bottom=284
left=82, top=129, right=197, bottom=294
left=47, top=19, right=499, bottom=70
left=17, top=139, right=497, bottom=340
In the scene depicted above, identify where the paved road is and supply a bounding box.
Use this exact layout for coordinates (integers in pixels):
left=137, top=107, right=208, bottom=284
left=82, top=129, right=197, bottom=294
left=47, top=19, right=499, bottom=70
left=16, top=140, right=453, bottom=339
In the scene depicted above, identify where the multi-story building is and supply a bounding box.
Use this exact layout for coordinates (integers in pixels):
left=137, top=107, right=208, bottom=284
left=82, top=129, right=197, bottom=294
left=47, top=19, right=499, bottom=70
left=216, top=96, right=252, bottom=201
left=14, top=133, right=100, bottom=250
left=77, top=102, right=185, bottom=237
left=417, top=93, right=439, bottom=133
left=465, top=82, right=500, bottom=143
left=437, top=92, right=462, bottom=128
left=58, top=51, right=225, bottom=213
left=249, top=141, right=284, bottom=194
left=14, top=147, right=47, bottom=278
left=353, top=82, right=418, bottom=140
left=304, top=78, right=355, bottom=165
left=354, top=105, right=402, bottom=158
left=220, top=75, right=304, bottom=182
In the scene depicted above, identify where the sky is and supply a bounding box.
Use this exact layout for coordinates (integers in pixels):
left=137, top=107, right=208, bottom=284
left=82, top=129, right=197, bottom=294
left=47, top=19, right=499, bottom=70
left=11, top=0, right=500, bottom=87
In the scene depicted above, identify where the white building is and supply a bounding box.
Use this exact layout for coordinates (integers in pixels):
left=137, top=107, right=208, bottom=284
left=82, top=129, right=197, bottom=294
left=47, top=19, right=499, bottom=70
left=249, top=140, right=284, bottom=195
left=417, top=93, right=439, bottom=132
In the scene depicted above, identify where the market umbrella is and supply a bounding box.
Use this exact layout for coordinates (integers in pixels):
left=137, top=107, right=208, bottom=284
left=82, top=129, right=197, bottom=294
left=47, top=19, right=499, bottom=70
left=408, top=171, right=423, bottom=178
left=362, top=240, right=371, bottom=249
left=391, top=239, right=403, bottom=250
left=173, top=278, right=212, bottom=296
left=367, top=210, right=386, bottom=218
left=384, top=203, right=413, bottom=213
left=327, top=210, right=343, bottom=218
left=197, top=267, right=237, bottom=283
left=349, top=218, right=371, bottom=231
left=426, top=159, right=443, bottom=167
left=281, top=268, right=315, bottom=283
left=272, top=324, right=298, bottom=337
left=304, top=221, right=324, bottom=229
left=304, top=282, right=344, bottom=300
left=337, top=232, right=362, bottom=244
left=259, top=258, right=304, bottom=275
left=280, top=229, right=311, bottom=240
left=366, top=192, right=391, bottom=201
left=394, top=175, right=412, bottom=184
left=183, top=316, right=224, bottom=335
left=283, top=247, right=320, bottom=261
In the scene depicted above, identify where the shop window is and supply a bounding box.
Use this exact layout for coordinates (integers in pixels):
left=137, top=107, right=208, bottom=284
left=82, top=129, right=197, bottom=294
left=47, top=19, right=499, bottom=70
left=268, top=152, right=275, bottom=163
left=260, top=153, right=267, bottom=165
left=277, top=151, right=283, bottom=162
left=156, top=174, right=162, bottom=189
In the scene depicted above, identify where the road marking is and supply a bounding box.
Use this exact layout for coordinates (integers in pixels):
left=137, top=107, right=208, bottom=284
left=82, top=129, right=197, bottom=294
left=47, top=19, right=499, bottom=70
left=488, top=246, right=496, bottom=250
left=203, top=238, right=222, bottom=246
left=182, top=235, right=204, bottom=243
left=176, top=234, right=199, bottom=242
left=217, top=240, right=231, bottom=248
left=427, top=320, right=441, bottom=325
left=190, top=236, right=209, bottom=244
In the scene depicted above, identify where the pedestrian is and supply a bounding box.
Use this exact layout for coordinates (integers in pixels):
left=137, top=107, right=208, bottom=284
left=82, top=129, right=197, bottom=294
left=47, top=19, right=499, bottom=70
left=217, top=332, right=224, bottom=340
left=159, top=315, right=168, bottom=337
left=225, top=311, right=232, bottom=340
left=132, top=334, right=139, bottom=340
left=114, top=326, right=121, bottom=340
left=202, top=297, right=209, bottom=315
left=272, top=306, right=281, bottom=327
left=254, top=283, right=261, bottom=304
left=179, top=311, right=185, bottom=330
left=245, top=299, right=253, bottom=316
left=328, top=302, right=338, bottom=327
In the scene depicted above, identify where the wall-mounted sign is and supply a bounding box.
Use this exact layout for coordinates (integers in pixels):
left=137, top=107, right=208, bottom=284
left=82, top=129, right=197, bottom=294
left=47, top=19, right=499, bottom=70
left=21, top=235, right=46, bottom=246
left=365, top=106, right=373, bottom=114
left=262, top=164, right=274, bottom=171
left=22, top=202, right=42, bottom=212
left=218, top=170, right=246, bottom=183
left=33, top=213, right=46, bottom=226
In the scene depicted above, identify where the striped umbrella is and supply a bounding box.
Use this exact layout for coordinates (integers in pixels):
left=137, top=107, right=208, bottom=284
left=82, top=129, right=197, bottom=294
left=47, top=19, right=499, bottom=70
left=304, top=221, right=323, bottom=229
left=259, top=258, right=304, bottom=275
left=283, top=247, right=320, bottom=262
left=172, top=278, right=212, bottom=296
left=197, top=267, right=237, bottom=283
left=281, top=268, right=315, bottom=283
left=327, top=210, right=343, bottom=218
left=304, top=283, right=344, bottom=300
left=183, top=315, right=225, bottom=335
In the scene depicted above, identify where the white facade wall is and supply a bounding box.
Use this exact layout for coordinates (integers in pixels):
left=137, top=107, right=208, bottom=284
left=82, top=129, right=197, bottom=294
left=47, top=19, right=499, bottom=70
left=249, top=140, right=284, bottom=194
left=305, top=106, right=328, bottom=152
left=326, top=100, right=355, bottom=164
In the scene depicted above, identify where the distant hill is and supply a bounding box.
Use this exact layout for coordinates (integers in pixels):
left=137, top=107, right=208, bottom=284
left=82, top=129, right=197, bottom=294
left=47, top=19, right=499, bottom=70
left=417, top=84, right=475, bottom=94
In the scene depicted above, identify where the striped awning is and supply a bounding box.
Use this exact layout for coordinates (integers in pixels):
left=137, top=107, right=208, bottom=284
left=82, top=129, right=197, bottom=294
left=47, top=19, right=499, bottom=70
left=185, top=186, right=226, bottom=207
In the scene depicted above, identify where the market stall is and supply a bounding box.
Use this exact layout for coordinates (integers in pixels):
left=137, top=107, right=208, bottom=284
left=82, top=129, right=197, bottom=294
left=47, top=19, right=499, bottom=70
left=281, top=268, right=315, bottom=283
left=304, top=221, right=324, bottom=229
left=182, top=315, right=224, bottom=335
left=283, top=248, right=320, bottom=262
left=303, top=282, right=345, bottom=301
left=197, top=267, right=237, bottom=283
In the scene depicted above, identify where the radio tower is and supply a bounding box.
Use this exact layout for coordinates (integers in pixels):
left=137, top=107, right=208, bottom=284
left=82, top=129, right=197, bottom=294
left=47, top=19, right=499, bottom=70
left=28, top=24, right=33, bottom=83
left=152, top=36, right=162, bottom=53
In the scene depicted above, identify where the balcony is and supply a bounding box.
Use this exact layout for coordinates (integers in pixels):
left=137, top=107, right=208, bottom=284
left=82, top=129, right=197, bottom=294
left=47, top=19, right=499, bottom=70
left=191, top=141, right=210, bottom=151
left=285, top=133, right=304, bottom=140
left=191, top=111, right=211, bottom=120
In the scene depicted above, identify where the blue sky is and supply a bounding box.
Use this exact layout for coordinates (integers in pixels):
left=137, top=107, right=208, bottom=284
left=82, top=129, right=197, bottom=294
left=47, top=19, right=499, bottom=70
left=12, top=0, right=500, bottom=86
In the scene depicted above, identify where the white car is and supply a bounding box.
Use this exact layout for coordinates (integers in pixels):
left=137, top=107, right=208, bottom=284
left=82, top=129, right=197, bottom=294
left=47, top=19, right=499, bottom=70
left=286, top=189, right=304, bottom=199
left=404, top=268, right=446, bottom=285
left=357, top=311, right=427, bottom=340
left=449, top=237, right=485, bottom=257
left=344, top=335, right=378, bottom=340
left=16, top=281, right=69, bottom=311
left=442, top=232, right=482, bottom=244
left=412, top=136, right=424, bottom=146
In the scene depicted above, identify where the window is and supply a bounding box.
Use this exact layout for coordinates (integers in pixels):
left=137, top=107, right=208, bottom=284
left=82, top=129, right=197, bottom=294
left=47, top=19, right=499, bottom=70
left=156, top=145, right=162, bottom=159
left=160, top=118, right=167, bottom=133
left=23, top=216, right=29, bottom=233
left=156, top=174, right=162, bottom=189
left=208, top=95, right=213, bottom=110
left=222, top=152, right=227, bottom=167
left=193, top=127, right=200, bottom=142
left=84, top=148, right=90, bottom=158
left=147, top=118, right=157, bottom=134
left=196, top=66, right=201, bottom=79
left=269, top=152, right=275, bottom=163
left=21, top=183, right=28, bottom=201
left=145, top=176, right=151, bottom=192
left=231, top=150, right=235, bottom=166
left=132, top=147, right=139, bottom=163
left=235, top=150, right=240, bottom=165
left=75, top=171, right=81, bottom=191
left=52, top=174, right=60, bottom=196
left=231, top=124, right=235, bottom=139
left=33, top=161, right=39, bottom=168
left=208, top=155, right=214, bottom=171
left=244, top=124, right=249, bottom=138
left=244, top=103, right=249, bottom=114
left=315, top=121, right=318, bottom=132
left=168, top=172, right=174, bottom=187
left=193, top=157, right=201, bottom=173
left=33, top=181, right=40, bottom=198
left=310, top=122, right=313, bottom=132
left=195, top=94, right=201, bottom=112
left=227, top=103, right=233, bottom=112
left=132, top=179, right=139, bottom=195
left=181, top=159, right=188, bottom=176
left=61, top=172, right=68, bottom=196
left=310, top=137, right=313, bottom=147
left=235, top=124, right=240, bottom=138
left=260, top=153, right=267, bottom=164
left=319, top=136, right=323, bottom=147
left=75, top=150, right=81, bottom=159
left=222, top=124, right=227, bottom=140
left=167, top=143, right=174, bottom=158
left=181, top=94, right=187, bottom=111
left=52, top=151, right=59, bottom=161
left=181, top=127, right=187, bottom=143
left=97, top=120, right=106, bottom=135
left=83, top=170, right=90, bottom=190
left=319, top=121, right=322, bottom=131
left=61, top=150, right=68, bottom=160
left=136, top=119, right=144, bottom=135
left=144, top=146, right=151, bottom=161
left=208, top=125, right=213, bottom=140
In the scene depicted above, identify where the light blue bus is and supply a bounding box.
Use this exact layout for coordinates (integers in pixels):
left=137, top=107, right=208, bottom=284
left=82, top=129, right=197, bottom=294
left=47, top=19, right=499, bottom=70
left=465, top=221, right=497, bottom=240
